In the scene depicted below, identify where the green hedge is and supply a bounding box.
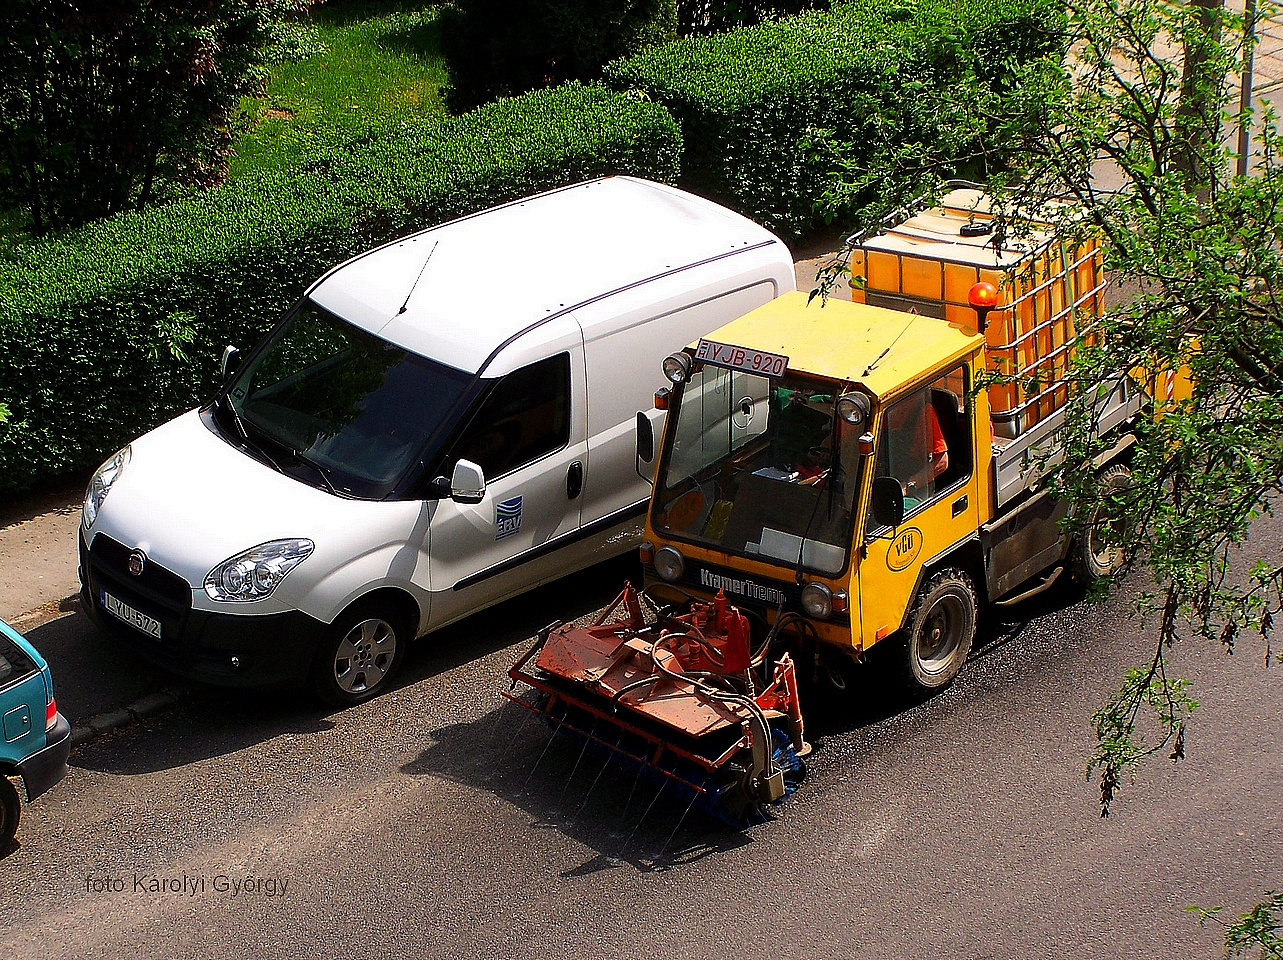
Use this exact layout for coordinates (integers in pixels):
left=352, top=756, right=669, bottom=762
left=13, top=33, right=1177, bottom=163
left=607, top=0, right=1063, bottom=238
left=0, top=83, right=682, bottom=495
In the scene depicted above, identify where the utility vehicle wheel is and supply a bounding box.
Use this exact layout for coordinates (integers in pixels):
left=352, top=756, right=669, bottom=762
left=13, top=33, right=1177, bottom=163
left=1073, top=463, right=1133, bottom=586
left=310, top=602, right=409, bottom=708
left=901, top=568, right=977, bottom=694
left=0, top=775, right=20, bottom=854
left=815, top=648, right=860, bottom=698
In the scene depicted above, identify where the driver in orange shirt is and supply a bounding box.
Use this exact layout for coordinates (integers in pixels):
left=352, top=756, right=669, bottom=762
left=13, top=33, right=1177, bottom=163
left=884, top=392, right=949, bottom=504
left=926, top=403, right=948, bottom=478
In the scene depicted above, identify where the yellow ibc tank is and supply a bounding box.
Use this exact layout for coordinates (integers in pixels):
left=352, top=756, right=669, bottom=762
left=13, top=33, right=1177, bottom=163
left=850, top=189, right=1104, bottom=439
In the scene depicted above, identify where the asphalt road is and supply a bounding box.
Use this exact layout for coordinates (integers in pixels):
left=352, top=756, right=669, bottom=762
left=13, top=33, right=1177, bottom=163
left=1, top=197, right=1280, bottom=960
left=1, top=547, right=1278, bottom=960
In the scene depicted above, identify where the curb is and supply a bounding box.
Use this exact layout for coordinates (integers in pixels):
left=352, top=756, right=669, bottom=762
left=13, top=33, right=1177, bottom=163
left=68, top=686, right=189, bottom=748
left=6, top=594, right=191, bottom=749
left=8, top=592, right=82, bottom=629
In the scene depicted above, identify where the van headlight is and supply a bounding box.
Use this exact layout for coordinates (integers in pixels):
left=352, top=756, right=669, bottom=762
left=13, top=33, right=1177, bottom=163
left=205, top=539, right=314, bottom=602
left=82, top=446, right=131, bottom=529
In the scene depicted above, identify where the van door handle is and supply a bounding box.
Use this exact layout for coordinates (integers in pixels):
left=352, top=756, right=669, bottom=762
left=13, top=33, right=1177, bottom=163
left=951, top=494, right=968, bottom=517
left=567, top=461, right=583, bottom=500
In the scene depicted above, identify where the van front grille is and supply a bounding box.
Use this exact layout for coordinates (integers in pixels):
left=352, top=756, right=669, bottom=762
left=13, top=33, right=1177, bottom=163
left=88, top=534, right=193, bottom=612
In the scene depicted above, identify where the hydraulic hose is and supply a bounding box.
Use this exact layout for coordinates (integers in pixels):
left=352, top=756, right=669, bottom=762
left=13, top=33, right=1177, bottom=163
left=646, top=632, right=777, bottom=796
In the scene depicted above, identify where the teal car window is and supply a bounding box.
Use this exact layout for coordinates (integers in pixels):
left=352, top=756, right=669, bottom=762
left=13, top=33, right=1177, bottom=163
left=0, top=633, right=36, bottom=688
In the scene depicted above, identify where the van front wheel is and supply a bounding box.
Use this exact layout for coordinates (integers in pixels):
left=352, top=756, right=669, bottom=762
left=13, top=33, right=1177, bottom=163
left=310, top=603, right=408, bottom=708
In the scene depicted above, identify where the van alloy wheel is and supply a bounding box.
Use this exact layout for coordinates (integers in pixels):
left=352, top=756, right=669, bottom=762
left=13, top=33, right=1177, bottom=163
left=310, top=603, right=409, bottom=707
left=332, top=617, right=397, bottom=696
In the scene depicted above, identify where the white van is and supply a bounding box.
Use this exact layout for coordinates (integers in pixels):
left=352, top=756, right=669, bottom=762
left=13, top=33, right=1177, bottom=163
left=78, top=177, right=794, bottom=704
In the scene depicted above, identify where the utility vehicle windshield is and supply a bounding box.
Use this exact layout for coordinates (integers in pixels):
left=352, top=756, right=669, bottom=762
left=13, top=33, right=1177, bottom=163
left=652, top=364, right=862, bottom=575
left=221, top=302, right=471, bottom=498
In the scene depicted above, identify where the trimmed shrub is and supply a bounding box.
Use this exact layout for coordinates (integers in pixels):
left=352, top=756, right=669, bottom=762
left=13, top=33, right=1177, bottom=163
left=0, top=83, right=682, bottom=495
left=607, top=0, right=1064, bottom=238
left=440, top=0, right=677, bottom=112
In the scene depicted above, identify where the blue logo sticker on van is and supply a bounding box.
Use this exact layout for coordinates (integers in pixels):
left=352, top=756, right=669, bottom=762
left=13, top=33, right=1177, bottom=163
left=495, top=496, right=523, bottom=540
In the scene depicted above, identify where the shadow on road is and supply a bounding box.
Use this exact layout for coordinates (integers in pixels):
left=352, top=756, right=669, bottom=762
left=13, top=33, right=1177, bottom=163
left=395, top=621, right=989, bottom=874
left=401, top=695, right=756, bottom=875
left=974, top=576, right=1090, bottom=658
left=66, top=545, right=1109, bottom=867
left=397, top=567, right=1105, bottom=874
left=68, top=553, right=648, bottom=774
left=69, top=692, right=340, bottom=775
left=398, top=552, right=646, bottom=687
left=21, top=606, right=176, bottom=722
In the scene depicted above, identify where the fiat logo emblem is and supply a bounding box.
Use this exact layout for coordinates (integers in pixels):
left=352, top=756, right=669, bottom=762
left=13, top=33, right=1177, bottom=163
left=127, top=549, right=146, bottom=577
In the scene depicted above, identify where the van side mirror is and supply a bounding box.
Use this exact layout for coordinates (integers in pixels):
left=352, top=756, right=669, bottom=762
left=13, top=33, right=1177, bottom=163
left=449, top=458, right=486, bottom=504
left=427, top=458, right=487, bottom=503
left=636, top=411, right=654, bottom=479
left=221, top=345, right=241, bottom=379
left=871, top=476, right=905, bottom=528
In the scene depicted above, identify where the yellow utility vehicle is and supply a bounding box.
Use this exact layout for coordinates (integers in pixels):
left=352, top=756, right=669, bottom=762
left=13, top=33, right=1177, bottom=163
left=635, top=187, right=1143, bottom=693
left=508, top=189, right=1163, bottom=821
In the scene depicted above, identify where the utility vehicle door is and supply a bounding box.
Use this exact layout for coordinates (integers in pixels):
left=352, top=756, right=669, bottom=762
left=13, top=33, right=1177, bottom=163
left=859, top=364, right=981, bottom=647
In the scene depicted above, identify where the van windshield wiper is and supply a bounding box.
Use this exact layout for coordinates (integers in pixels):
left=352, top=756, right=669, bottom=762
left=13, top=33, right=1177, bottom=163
left=219, top=394, right=285, bottom=475
left=220, top=392, right=250, bottom=443
left=290, top=448, right=348, bottom=499
left=216, top=394, right=347, bottom=497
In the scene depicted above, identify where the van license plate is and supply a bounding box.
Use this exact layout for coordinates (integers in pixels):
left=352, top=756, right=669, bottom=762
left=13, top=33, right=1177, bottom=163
left=100, top=589, right=162, bottom=640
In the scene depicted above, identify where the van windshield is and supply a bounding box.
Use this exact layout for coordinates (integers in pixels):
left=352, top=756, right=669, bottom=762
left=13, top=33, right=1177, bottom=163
left=222, top=302, right=471, bottom=498
left=652, top=364, right=862, bottom=576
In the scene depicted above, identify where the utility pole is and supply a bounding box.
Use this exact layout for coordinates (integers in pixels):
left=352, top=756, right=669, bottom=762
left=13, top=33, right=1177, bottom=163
left=1238, top=0, right=1259, bottom=177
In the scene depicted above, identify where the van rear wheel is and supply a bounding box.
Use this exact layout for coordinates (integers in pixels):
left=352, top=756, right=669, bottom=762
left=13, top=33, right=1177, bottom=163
left=310, top=602, right=408, bottom=708
left=901, top=568, right=977, bottom=694
left=0, top=775, right=20, bottom=854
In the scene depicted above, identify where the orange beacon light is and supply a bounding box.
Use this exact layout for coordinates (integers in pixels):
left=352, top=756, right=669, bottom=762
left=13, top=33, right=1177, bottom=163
left=968, top=281, right=999, bottom=333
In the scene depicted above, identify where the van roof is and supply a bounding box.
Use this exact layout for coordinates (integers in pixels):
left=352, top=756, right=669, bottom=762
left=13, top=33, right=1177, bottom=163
left=307, top=177, right=785, bottom=374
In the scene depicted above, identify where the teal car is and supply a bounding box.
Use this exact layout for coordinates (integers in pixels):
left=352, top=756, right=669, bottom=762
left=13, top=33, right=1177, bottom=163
left=0, top=619, right=70, bottom=852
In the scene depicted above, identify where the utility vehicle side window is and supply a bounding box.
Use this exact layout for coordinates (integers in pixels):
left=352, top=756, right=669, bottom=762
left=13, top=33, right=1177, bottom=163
left=871, top=365, right=971, bottom=521
left=449, top=353, right=571, bottom=479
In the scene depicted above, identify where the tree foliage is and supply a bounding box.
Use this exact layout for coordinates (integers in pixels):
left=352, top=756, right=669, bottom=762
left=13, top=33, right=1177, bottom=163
left=813, top=0, right=1280, bottom=938
left=815, top=0, right=1281, bottom=811
left=676, top=0, right=827, bottom=35
left=1193, top=891, right=1283, bottom=959
left=0, top=0, right=298, bottom=233
left=997, top=0, right=1283, bottom=944
left=981, top=0, right=1283, bottom=814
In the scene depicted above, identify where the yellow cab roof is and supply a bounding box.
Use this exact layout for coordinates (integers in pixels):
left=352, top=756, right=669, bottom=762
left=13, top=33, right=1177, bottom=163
left=691, top=290, right=983, bottom=400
